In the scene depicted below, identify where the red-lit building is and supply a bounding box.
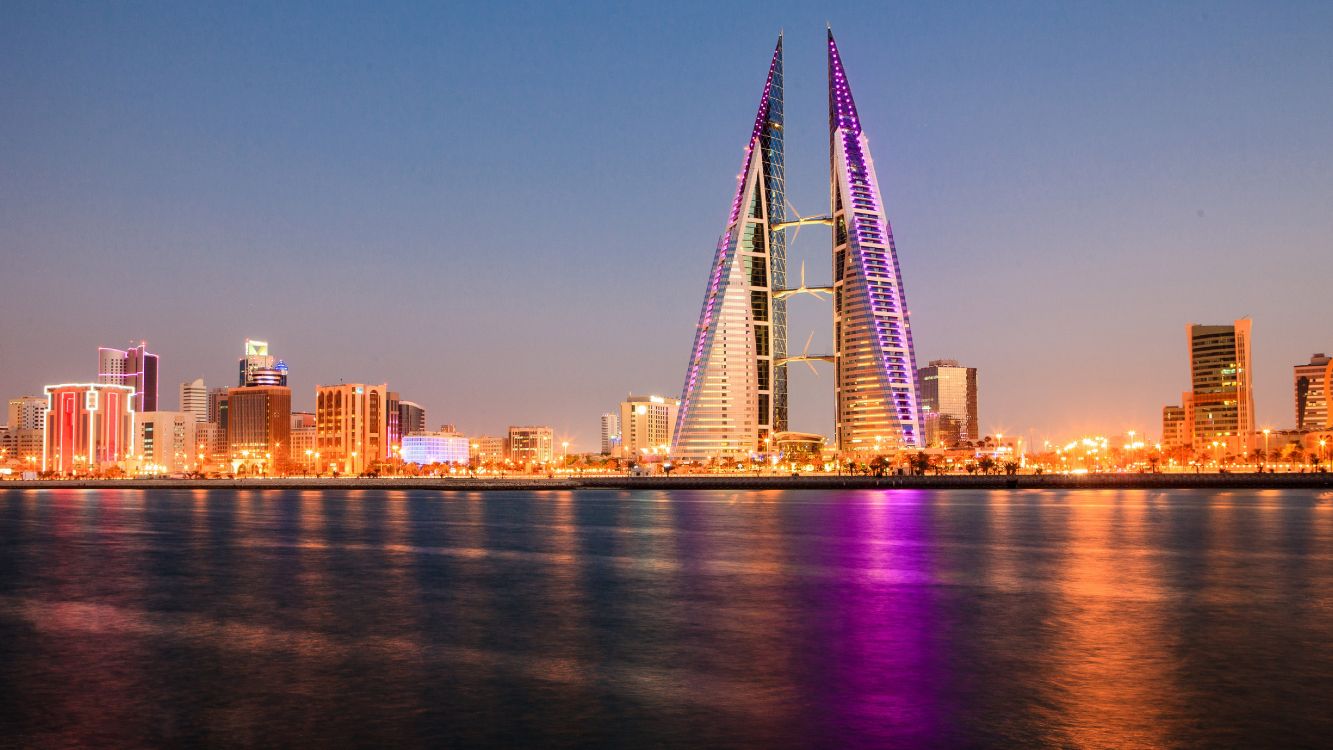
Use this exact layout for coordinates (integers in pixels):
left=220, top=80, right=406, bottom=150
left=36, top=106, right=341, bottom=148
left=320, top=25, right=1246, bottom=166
left=43, top=383, right=136, bottom=475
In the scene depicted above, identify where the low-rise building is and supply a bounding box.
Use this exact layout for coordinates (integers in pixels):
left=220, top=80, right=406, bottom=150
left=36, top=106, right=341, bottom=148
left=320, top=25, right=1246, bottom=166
left=402, top=432, right=471, bottom=465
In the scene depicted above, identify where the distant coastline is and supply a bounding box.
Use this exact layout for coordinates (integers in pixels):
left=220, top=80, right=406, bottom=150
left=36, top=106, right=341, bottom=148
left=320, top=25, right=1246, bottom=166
left=4, top=473, right=1332, bottom=492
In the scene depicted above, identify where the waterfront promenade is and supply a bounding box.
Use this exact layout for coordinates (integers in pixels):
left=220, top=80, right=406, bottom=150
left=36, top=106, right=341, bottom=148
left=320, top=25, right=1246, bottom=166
left=5, top=472, right=1333, bottom=492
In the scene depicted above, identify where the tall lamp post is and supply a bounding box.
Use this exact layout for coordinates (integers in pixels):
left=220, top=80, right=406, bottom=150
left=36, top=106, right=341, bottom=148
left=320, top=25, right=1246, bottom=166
left=1262, top=429, right=1271, bottom=471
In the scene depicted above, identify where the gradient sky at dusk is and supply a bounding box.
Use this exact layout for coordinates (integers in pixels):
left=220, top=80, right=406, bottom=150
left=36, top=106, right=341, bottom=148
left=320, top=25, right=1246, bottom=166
left=3, top=1, right=1331, bottom=450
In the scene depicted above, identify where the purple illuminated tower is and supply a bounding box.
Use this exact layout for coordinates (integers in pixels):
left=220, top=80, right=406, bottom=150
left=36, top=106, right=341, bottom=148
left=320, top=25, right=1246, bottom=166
left=829, top=28, right=922, bottom=452
left=672, top=35, right=787, bottom=460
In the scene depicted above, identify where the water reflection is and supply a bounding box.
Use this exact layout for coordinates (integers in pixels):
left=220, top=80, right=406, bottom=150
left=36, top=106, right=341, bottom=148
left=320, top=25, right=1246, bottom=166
left=0, top=488, right=1331, bottom=746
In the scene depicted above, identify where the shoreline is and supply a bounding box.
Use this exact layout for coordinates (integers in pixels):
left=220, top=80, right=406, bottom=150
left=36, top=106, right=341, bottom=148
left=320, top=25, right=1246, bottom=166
left=3, top=473, right=1333, bottom=492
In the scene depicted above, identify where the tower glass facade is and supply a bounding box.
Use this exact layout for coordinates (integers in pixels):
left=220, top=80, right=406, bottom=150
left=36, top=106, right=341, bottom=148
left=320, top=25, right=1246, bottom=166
left=672, top=36, right=787, bottom=459
left=829, top=30, right=922, bottom=453
left=1188, top=320, right=1254, bottom=455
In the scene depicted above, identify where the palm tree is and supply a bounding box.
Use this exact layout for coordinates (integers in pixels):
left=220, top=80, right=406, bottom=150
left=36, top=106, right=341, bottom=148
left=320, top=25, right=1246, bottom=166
left=978, top=456, right=996, bottom=475
left=869, top=455, right=890, bottom=477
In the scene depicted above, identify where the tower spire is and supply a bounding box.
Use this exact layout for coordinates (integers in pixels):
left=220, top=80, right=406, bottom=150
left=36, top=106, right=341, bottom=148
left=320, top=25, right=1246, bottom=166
left=672, top=34, right=788, bottom=458
left=828, top=29, right=923, bottom=452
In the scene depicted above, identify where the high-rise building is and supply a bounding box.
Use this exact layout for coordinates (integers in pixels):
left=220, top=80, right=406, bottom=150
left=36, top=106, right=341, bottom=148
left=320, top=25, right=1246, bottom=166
left=315, top=383, right=390, bottom=475
left=829, top=31, right=921, bottom=454
left=1295, top=353, right=1332, bottom=431
left=402, top=432, right=471, bottom=465
left=1187, top=320, right=1254, bottom=455
left=226, top=385, right=291, bottom=474
left=600, top=412, right=620, bottom=455
left=673, top=31, right=923, bottom=459
left=289, top=412, right=316, bottom=469
left=180, top=378, right=207, bottom=423
left=133, top=411, right=198, bottom=474
left=916, top=360, right=978, bottom=448
left=7, top=395, right=48, bottom=432
left=1161, top=405, right=1189, bottom=452
left=673, top=35, right=788, bottom=460
left=507, top=426, right=554, bottom=465
left=619, top=395, right=679, bottom=458
left=207, top=387, right=230, bottom=428
left=43, top=383, right=135, bottom=474
left=98, top=344, right=159, bottom=412
left=386, top=391, right=402, bottom=449
left=238, top=339, right=288, bottom=387
left=399, top=401, right=427, bottom=436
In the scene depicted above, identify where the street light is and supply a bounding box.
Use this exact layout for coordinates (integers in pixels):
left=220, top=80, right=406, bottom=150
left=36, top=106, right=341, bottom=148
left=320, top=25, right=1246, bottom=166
left=1262, top=429, right=1271, bottom=469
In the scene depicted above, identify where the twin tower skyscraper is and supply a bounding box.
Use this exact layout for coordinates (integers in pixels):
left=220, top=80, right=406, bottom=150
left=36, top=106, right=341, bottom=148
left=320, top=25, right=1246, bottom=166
left=672, top=30, right=923, bottom=459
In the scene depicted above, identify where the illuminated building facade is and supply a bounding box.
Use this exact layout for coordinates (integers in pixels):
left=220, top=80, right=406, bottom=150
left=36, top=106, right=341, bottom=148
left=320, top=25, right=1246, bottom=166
left=289, top=412, right=316, bottom=468
left=98, top=344, right=159, bottom=412
left=507, top=426, right=554, bottom=465
left=829, top=30, right=921, bottom=454
left=774, top=431, right=825, bottom=464
left=315, top=383, right=389, bottom=475
left=1295, top=353, right=1332, bottom=431
left=226, top=386, right=291, bottom=474
left=600, top=412, right=620, bottom=455
left=8, top=395, right=47, bottom=432
left=1187, top=320, right=1254, bottom=455
left=917, top=359, right=978, bottom=448
left=402, top=432, right=470, bottom=465
left=133, top=411, right=197, bottom=474
left=674, top=31, right=922, bottom=458
left=1161, top=404, right=1189, bottom=451
left=619, top=395, right=679, bottom=458
left=238, top=339, right=288, bottom=387
left=470, top=435, right=505, bottom=465
left=673, top=35, right=787, bottom=460
left=43, top=383, right=135, bottom=474
left=180, top=378, right=207, bottom=422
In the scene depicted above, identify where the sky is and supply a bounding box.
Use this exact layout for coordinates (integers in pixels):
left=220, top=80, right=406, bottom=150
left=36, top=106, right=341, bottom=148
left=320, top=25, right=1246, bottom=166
left=2, top=1, right=1331, bottom=451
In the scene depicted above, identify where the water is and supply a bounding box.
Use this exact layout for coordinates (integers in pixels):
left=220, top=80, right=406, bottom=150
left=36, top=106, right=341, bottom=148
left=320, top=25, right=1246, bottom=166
left=1, top=488, right=1331, bottom=748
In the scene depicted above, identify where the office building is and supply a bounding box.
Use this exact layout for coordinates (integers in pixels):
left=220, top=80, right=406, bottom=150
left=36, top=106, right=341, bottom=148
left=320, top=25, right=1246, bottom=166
left=386, top=391, right=402, bottom=449
left=507, top=426, right=554, bottom=465
left=315, top=383, right=390, bottom=475
left=672, top=35, right=788, bottom=460
left=8, top=395, right=48, bottom=432
left=917, top=359, right=978, bottom=448
left=180, top=378, right=207, bottom=423
left=207, top=387, right=229, bottom=428
left=470, top=435, right=505, bottom=465
left=226, top=385, right=291, bottom=474
left=1187, top=320, right=1254, bottom=455
left=399, top=401, right=427, bottom=436
left=674, top=31, right=922, bottom=458
left=1, top=426, right=43, bottom=465
left=1295, top=353, right=1332, bottom=431
left=600, top=412, right=620, bottom=455
left=402, top=432, right=471, bottom=465
left=618, top=395, right=679, bottom=458
left=98, top=344, right=159, bottom=412
left=133, top=411, right=197, bottom=474
left=43, top=383, right=135, bottom=474
left=1161, top=405, right=1189, bottom=452
left=289, top=412, right=316, bottom=469
left=828, top=31, right=922, bottom=454
left=238, top=339, right=288, bottom=387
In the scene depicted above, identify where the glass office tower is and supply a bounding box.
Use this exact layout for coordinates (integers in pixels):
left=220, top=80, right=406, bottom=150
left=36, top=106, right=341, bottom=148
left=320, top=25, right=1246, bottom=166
left=672, top=35, right=787, bottom=460
left=828, top=29, right=922, bottom=453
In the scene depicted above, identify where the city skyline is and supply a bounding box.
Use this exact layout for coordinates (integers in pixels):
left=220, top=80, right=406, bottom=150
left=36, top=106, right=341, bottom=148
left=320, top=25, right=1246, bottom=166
left=3, top=4, right=1332, bottom=451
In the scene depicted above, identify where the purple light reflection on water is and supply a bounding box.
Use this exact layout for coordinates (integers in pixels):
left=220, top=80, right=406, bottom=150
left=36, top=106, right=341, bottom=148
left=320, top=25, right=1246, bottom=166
left=798, top=490, right=953, bottom=746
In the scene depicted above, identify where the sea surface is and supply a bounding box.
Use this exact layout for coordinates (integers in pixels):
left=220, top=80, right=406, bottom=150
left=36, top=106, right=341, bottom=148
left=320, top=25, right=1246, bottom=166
left=0, top=487, right=1331, bottom=748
